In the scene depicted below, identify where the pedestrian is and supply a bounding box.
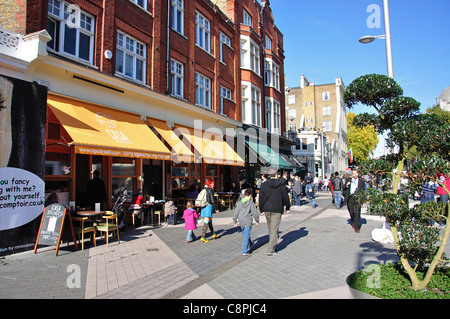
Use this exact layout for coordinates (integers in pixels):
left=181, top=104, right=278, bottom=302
left=304, top=171, right=313, bottom=199
left=233, top=188, right=260, bottom=256
left=199, top=178, right=219, bottom=243
left=258, top=168, right=290, bottom=256
left=421, top=180, right=438, bottom=203
left=332, top=172, right=344, bottom=209
left=292, top=175, right=302, bottom=206
left=307, top=185, right=317, bottom=208
left=343, top=169, right=366, bottom=232
left=437, top=174, right=450, bottom=204
left=86, top=169, right=107, bottom=210
left=183, top=201, right=198, bottom=243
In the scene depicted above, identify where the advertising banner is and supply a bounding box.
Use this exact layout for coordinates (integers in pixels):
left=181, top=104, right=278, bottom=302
left=0, top=75, right=47, bottom=255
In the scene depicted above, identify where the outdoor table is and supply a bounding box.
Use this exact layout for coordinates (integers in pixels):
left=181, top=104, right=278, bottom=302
left=77, top=210, right=107, bottom=225
left=142, top=200, right=165, bottom=225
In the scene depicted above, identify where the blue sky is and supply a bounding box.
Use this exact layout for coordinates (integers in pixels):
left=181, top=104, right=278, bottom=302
left=269, top=0, right=450, bottom=115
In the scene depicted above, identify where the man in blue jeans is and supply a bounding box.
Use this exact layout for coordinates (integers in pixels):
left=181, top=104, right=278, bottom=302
left=332, top=172, right=343, bottom=209
left=304, top=171, right=313, bottom=200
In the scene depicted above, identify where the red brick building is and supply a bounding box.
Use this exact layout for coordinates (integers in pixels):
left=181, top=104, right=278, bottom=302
left=0, top=0, right=290, bottom=209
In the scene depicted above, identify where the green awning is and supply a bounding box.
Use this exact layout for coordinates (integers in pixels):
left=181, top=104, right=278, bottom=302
left=245, top=140, right=291, bottom=170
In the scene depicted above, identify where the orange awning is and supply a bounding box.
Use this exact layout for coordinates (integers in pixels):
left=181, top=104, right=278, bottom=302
left=146, top=118, right=195, bottom=163
left=173, top=125, right=244, bottom=166
left=47, top=95, right=171, bottom=160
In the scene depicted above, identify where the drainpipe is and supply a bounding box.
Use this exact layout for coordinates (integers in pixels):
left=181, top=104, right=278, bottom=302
left=166, top=0, right=171, bottom=94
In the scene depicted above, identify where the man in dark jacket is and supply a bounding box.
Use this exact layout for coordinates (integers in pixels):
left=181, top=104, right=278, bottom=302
left=343, top=169, right=366, bottom=232
left=259, top=170, right=290, bottom=256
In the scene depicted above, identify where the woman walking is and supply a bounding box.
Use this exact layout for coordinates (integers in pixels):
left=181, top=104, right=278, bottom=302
left=200, top=178, right=219, bottom=242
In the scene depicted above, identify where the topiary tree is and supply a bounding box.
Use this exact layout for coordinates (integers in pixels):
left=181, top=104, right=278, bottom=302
left=344, top=74, right=450, bottom=291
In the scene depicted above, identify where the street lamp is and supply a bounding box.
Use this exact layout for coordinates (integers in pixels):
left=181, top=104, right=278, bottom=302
left=359, top=0, right=394, bottom=79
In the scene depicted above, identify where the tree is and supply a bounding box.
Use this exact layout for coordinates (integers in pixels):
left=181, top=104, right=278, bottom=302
left=347, top=112, right=378, bottom=162
left=344, top=74, right=450, bottom=291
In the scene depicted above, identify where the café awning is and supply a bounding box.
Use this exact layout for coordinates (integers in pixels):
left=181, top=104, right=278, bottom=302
left=47, top=94, right=171, bottom=160
left=245, top=140, right=291, bottom=170
left=146, top=118, right=195, bottom=163
left=173, top=125, right=245, bottom=166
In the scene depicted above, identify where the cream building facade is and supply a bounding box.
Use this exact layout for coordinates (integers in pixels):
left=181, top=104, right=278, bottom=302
left=285, top=75, right=348, bottom=178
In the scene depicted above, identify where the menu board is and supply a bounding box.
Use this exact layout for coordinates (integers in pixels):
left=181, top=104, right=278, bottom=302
left=34, top=203, right=77, bottom=256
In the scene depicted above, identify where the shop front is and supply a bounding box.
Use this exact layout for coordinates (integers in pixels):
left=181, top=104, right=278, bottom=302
left=45, top=94, right=172, bottom=209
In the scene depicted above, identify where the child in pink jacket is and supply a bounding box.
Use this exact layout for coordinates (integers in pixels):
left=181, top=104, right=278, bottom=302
left=183, top=201, right=198, bottom=243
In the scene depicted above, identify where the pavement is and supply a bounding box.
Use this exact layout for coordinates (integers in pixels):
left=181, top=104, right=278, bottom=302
left=1, top=191, right=444, bottom=303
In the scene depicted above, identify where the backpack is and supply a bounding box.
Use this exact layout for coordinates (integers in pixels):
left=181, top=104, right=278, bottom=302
left=195, top=189, right=208, bottom=208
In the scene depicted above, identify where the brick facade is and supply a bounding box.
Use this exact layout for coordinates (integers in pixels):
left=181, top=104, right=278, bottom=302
left=6, top=0, right=285, bottom=133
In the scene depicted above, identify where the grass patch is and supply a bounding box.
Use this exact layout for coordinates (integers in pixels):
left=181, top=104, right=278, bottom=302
left=347, top=263, right=450, bottom=299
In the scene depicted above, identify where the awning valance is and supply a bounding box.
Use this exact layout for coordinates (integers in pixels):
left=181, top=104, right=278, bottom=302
left=47, top=95, right=171, bottom=160
left=146, top=118, right=195, bottom=163
left=173, top=125, right=245, bottom=166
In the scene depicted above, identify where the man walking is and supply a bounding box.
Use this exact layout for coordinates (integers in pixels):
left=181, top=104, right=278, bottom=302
left=292, top=175, right=302, bottom=206
left=343, top=169, right=365, bottom=232
left=259, top=169, right=290, bottom=256
left=332, top=172, right=343, bottom=209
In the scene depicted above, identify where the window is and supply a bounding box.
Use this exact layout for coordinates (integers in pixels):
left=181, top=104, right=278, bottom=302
left=265, top=99, right=272, bottom=132
left=250, top=41, right=260, bottom=74
left=171, top=59, right=184, bottom=98
left=243, top=9, right=252, bottom=26
left=195, top=73, right=211, bottom=108
left=220, top=86, right=232, bottom=114
left=264, top=59, right=280, bottom=90
left=116, top=31, right=146, bottom=83
left=323, top=106, right=331, bottom=116
left=288, top=94, right=295, bottom=104
left=130, top=0, right=146, bottom=10
left=240, top=35, right=260, bottom=75
left=219, top=31, right=231, bottom=63
left=265, top=35, right=272, bottom=50
left=241, top=82, right=261, bottom=127
left=323, top=121, right=332, bottom=132
left=322, top=91, right=330, bottom=101
left=47, top=0, right=95, bottom=64
left=265, top=97, right=281, bottom=134
left=171, top=0, right=184, bottom=34
left=195, top=11, right=210, bottom=53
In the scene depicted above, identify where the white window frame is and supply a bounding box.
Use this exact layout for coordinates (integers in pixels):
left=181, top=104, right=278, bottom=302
left=323, top=105, right=331, bottom=116
left=322, top=91, right=330, bottom=101
left=47, top=0, right=95, bottom=64
left=243, top=9, right=252, bottom=26
left=265, top=97, right=281, bottom=135
left=288, top=95, right=295, bottom=105
left=195, top=11, right=211, bottom=53
left=116, top=31, right=146, bottom=83
left=195, top=72, right=211, bottom=109
left=219, top=31, right=231, bottom=63
left=171, top=0, right=184, bottom=35
left=264, top=58, right=280, bottom=90
left=240, top=35, right=260, bottom=75
left=241, top=81, right=261, bottom=127
left=130, top=0, right=147, bottom=10
left=265, top=34, right=272, bottom=50
left=323, top=120, right=332, bottom=132
left=171, top=59, right=184, bottom=98
left=220, top=86, right=232, bottom=114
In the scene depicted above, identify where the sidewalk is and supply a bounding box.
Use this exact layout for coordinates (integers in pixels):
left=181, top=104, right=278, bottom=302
left=0, top=192, right=435, bottom=299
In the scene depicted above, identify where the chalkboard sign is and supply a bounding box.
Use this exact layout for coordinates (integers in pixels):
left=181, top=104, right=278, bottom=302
left=34, top=203, right=78, bottom=256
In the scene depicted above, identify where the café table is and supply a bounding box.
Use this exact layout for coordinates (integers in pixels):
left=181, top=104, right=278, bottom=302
left=77, top=210, right=107, bottom=225
left=142, top=200, right=165, bottom=225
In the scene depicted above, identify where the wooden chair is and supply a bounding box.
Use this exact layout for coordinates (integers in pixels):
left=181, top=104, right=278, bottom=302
left=72, top=216, right=96, bottom=250
left=96, top=213, right=120, bottom=247
left=129, top=205, right=143, bottom=227
left=154, top=210, right=164, bottom=225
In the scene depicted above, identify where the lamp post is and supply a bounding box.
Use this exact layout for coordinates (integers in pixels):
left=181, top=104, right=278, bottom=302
left=359, top=0, right=394, bottom=79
